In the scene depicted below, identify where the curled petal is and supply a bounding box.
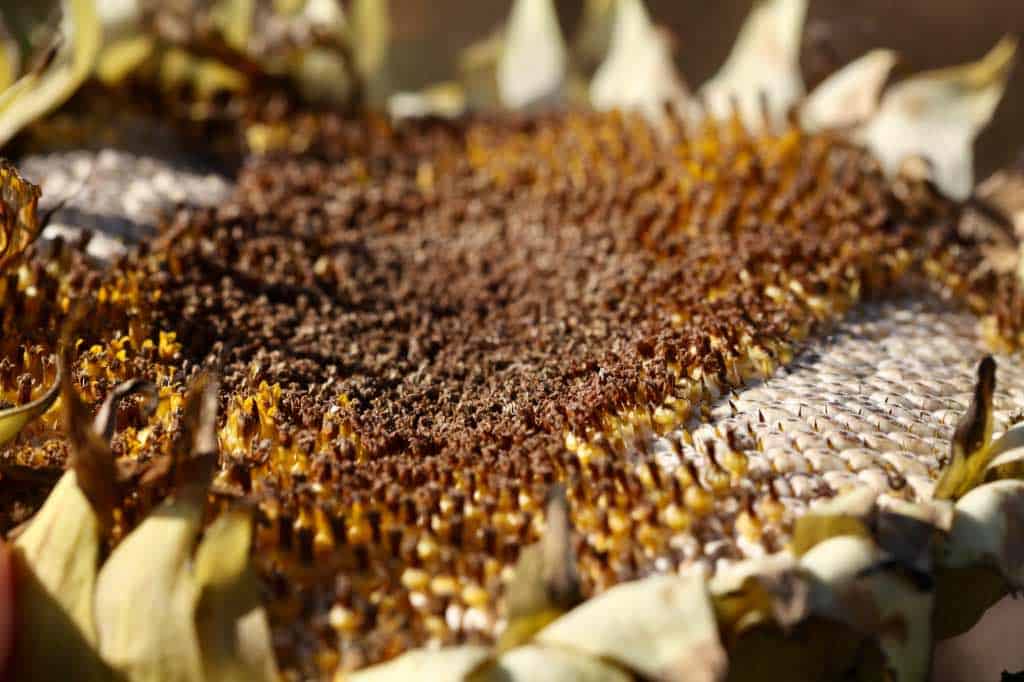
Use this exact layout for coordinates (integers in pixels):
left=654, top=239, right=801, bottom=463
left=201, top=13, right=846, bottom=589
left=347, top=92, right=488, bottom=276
left=0, top=0, right=102, bottom=147
left=859, top=36, right=1017, bottom=200
left=0, top=353, right=59, bottom=448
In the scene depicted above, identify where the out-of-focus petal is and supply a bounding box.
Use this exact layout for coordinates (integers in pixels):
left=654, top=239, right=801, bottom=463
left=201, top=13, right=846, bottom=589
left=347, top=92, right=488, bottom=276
left=859, top=37, right=1017, bottom=200
left=590, top=0, right=688, bottom=117
left=801, top=49, right=897, bottom=131
left=497, top=0, right=567, bottom=110
left=699, top=0, right=807, bottom=127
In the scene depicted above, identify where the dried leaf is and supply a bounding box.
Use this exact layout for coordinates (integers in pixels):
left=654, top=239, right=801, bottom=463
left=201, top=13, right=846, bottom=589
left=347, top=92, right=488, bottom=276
left=589, top=0, right=688, bottom=116
left=193, top=510, right=277, bottom=682
left=0, top=159, right=43, bottom=273
left=474, top=644, right=630, bottom=682
left=346, top=646, right=492, bottom=682
left=0, top=0, right=102, bottom=147
left=500, top=486, right=581, bottom=650
left=801, top=49, right=896, bottom=131
left=859, top=36, right=1017, bottom=200
left=538, top=574, right=726, bottom=682
left=699, top=0, right=807, bottom=127
left=497, top=0, right=567, bottom=110
left=934, top=356, right=997, bottom=500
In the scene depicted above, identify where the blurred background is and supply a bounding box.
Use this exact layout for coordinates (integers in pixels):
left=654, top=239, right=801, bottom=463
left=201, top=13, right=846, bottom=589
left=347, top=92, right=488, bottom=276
left=384, top=0, right=1024, bottom=179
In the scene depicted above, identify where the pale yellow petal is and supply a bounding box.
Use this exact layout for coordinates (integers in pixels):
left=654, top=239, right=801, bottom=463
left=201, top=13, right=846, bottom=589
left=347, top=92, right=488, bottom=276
left=859, top=37, right=1017, bottom=200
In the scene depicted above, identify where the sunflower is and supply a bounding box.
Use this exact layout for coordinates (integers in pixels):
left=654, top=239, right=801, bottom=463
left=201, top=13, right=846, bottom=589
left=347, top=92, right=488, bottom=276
left=2, top=1, right=1024, bottom=681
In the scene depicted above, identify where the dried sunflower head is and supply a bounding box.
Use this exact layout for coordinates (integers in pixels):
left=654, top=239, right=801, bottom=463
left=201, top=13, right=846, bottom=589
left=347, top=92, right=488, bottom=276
left=4, top=1, right=1024, bottom=681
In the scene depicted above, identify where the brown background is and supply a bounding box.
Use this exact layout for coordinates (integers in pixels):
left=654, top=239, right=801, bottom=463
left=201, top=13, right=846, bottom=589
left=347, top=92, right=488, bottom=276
left=383, top=0, right=1024, bottom=179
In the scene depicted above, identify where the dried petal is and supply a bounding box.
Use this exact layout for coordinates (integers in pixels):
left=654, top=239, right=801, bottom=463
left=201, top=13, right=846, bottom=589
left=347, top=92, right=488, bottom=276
left=348, top=0, right=391, bottom=107
left=859, top=37, right=1017, bottom=200
left=10, top=471, right=115, bottom=680
left=61, top=346, right=121, bottom=530
left=801, top=49, right=897, bottom=131
left=572, top=0, right=616, bottom=77
left=800, top=536, right=934, bottom=682
left=209, top=0, right=255, bottom=53
left=789, top=486, right=877, bottom=556
left=497, top=0, right=567, bottom=109
left=936, top=480, right=1024, bottom=638
left=699, top=0, right=807, bottom=126
left=347, top=646, right=492, bottom=682
left=476, top=644, right=630, bottom=682
left=94, top=494, right=204, bottom=682
left=589, top=0, right=688, bottom=116
left=538, top=574, right=726, bottom=682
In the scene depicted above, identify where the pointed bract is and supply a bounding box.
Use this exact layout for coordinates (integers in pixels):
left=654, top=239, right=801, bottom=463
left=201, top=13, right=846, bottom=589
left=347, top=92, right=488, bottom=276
left=801, top=49, right=897, bottom=131
left=699, top=0, right=807, bottom=127
left=859, top=37, right=1017, bottom=200
left=590, top=0, right=688, bottom=116
left=497, top=0, right=567, bottom=110
left=194, top=510, right=278, bottom=682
